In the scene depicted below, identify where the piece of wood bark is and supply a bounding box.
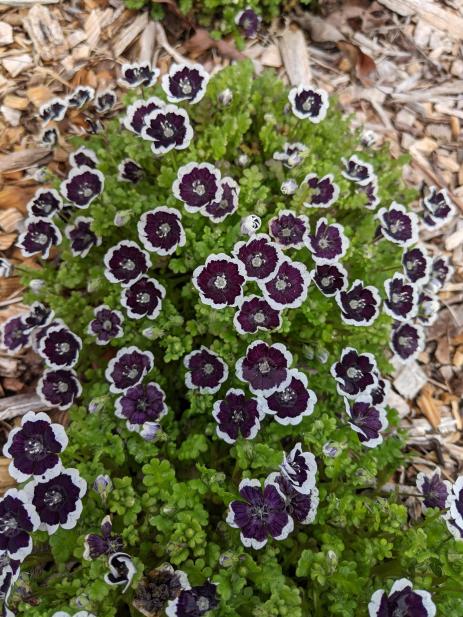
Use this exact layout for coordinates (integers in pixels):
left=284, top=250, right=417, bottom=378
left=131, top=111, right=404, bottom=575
left=0, top=393, right=52, bottom=421
left=23, top=4, right=67, bottom=62
left=279, top=25, right=312, bottom=86
left=0, top=148, right=51, bottom=174
left=113, top=13, right=149, bottom=58
left=377, top=0, right=463, bottom=39
left=138, top=20, right=156, bottom=64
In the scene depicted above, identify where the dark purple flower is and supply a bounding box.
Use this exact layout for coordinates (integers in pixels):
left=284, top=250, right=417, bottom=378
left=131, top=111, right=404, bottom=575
left=162, top=63, right=209, bottom=105
left=402, top=247, right=431, bottom=285
left=446, top=476, right=463, bottom=539
left=61, top=166, right=104, bottom=208
left=65, top=216, right=101, bottom=257
left=301, top=173, right=339, bottom=208
left=166, top=582, right=218, bottom=617
left=138, top=207, right=186, bottom=256
left=40, top=126, right=59, bottom=147
left=105, top=346, right=154, bottom=394
left=0, top=552, right=20, bottom=617
left=118, top=159, right=144, bottom=183
left=193, top=254, right=245, bottom=309
left=115, top=381, right=167, bottom=432
left=1, top=316, right=29, bottom=352
left=261, top=258, right=311, bottom=310
left=262, top=369, right=316, bottom=426
left=344, top=397, right=388, bottom=448
left=0, top=488, right=40, bottom=561
left=227, top=478, right=293, bottom=550
left=39, top=97, right=67, bottom=123
left=365, top=374, right=390, bottom=409
left=236, top=340, right=292, bottom=396
left=273, top=142, right=307, bottom=168
left=142, top=105, right=193, bottom=155
left=95, top=89, right=117, bottom=114
left=235, top=7, right=261, bottom=37
left=69, top=146, right=98, bottom=169
left=17, top=217, right=62, bottom=258
left=422, top=186, right=455, bottom=229
left=330, top=347, right=378, bottom=399
left=184, top=347, right=228, bottom=394
left=306, top=218, right=349, bottom=264
left=268, top=210, right=309, bottom=249
left=234, top=295, right=281, bottom=335
left=39, top=325, right=82, bottom=369
left=212, top=388, right=264, bottom=444
left=30, top=319, right=63, bottom=354
left=336, top=279, right=381, bottom=326
left=288, top=86, right=328, bottom=123
left=103, top=240, right=151, bottom=286
left=37, top=368, right=81, bottom=410
left=26, top=189, right=62, bottom=218
left=341, top=155, right=374, bottom=185
left=124, top=97, right=165, bottom=135
left=173, top=163, right=222, bottom=212
left=312, top=263, right=347, bottom=297
left=134, top=564, right=189, bottom=617
left=368, top=579, right=436, bottom=617
left=428, top=256, right=454, bottom=292
left=359, top=177, right=380, bottom=210
left=3, top=411, right=68, bottom=483
left=203, top=177, right=239, bottom=222
left=121, top=276, right=165, bottom=320
left=120, top=63, right=159, bottom=88
left=83, top=515, right=123, bottom=560
left=377, top=202, right=418, bottom=247
left=23, top=302, right=54, bottom=330
left=87, top=305, right=124, bottom=345
left=416, top=291, right=439, bottom=327
left=416, top=470, right=450, bottom=510
left=268, top=473, right=319, bottom=525
left=280, top=443, right=317, bottom=493
left=67, top=86, right=94, bottom=109
left=384, top=274, right=418, bottom=322
left=104, top=552, right=136, bottom=593
left=390, top=322, right=424, bottom=363
left=233, top=234, right=283, bottom=282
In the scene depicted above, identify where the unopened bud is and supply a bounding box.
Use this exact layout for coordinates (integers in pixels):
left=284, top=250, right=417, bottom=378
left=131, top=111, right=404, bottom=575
left=218, top=88, right=233, bottom=106
left=240, top=214, right=261, bottom=236
left=281, top=179, right=298, bottom=195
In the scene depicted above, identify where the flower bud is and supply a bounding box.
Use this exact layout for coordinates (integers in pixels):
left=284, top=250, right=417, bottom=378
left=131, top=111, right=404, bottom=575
left=322, top=442, right=339, bottom=458
left=88, top=396, right=107, bottom=413
left=317, top=349, right=329, bottom=364
left=29, top=279, right=45, bottom=294
left=280, top=179, right=298, bottom=195
left=113, top=210, right=132, bottom=227
left=240, top=214, right=261, bottom=236
left=87, top=277, right=102, bottom=293
left=360, top=129, right=377, bottom=148
left=236, top=153, right=249, bottom=167
left=93, top=474, right=113, bottom=501
left=218, top=88, right=233, bottom=106
left=219, top=551, right=237, bottom=567
left=140, top=422, right=161, bottom=442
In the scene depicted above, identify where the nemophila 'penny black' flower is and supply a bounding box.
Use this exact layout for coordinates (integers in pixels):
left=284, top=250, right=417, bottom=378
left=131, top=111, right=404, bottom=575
left=0, top=552, right=20, bottom=617
left=306, top=218, right=349, bottom=264
left=344, top=397, right=388, bottom=448
left=24, top=301, right=54, bottom=330
left=330, top=347, right=378, bottom=399
left=233, top=295, right=281, bottom=335
left=3, top=411, right=68, bottom=483
left=26, top=189, right=62, bottom=218
left=368, top=579, right=436, bottom=617
left=193, top=254, right=245, bottom=309
left=422, top=186, right=455, bottom=229
left=65, top=216, right=101, bottom=258
left=261, top=258, right=311, bottom=310
left=273, top=142, right=307, bottom=168
left=415, top=291, right=439, bottom=327
left=402, top=246, right=431, bottom=285
left=0, top=488, right=40, bottom=560
left=366, top=374, right=390, bottom=409
left=104, top=240, right=151, bottom=286
left=124, top=97, right=165, bottom=134
left=301, top=173, right=339, bottom=208
left=1, top=316, right=30, bottom=352
left=118, top=159, right=144, bottom=184
left=61, top=166, right=104, bottom=208
left=336, top=279, right=381, bottom=326
left=119, top=63, right=159, bottom=88
left=40, top=126, right=59, bottom=147
left=240, top=214, right=262, bottom=236
left=67, top=85, right=95, bottom=109
left=390, top=322, right=424, bottom=363
left=94, top=89, right=117, bottom=114
left=377, top=202, right=418, bottom=247
left=184, top=346, right=228, bottom=394
left=268, top=210, right=309, bottom=249
left=87, top=305, right=124, bottom=345
left=104, top=552, right=136, bottom=593
left=83, top=515, right=124, bottom=560
left=212, top=388, right=265, bottom=444
left=233, top=234, right=283, bottom=282
left=383, top=274, right=418, bottom=322
left=39, top=98, right=67, bottom=123
left=69, top=146, right=98, bottom=169
left=203, top=177, right=239, bottom=222
left=31, top=319, right=63, bottom=354
left=428, top=255, right=454, bottom=292
left=166, top=581, right=218, bottom=617
left=142, top=105, right=193, bottom=155
left=416, top=470, right=450, bottom=511
left=105, top=346, right=154, bottom=394
left=235, top=340, right=292, bottom=396
left=173, top=163, right=222, bottom=212
left=226, top=478, right=294, bottom=550
left=115, top=381, right=167, bottom=433
left=38, top=324, right=82, bottom=369
left=262, top=369, right=316, bottom=426
left=288, top=85, right=329, bottom=123
left=235, top=8, right=261, bottom=38
left=312, top=263, right=348, bottom=297
left=162, top=63, right=209, bottom=105
left=121, top=276, right=166, bottom=320
left=138, top=207, right=186, bottom=256
left=37, top=368, right=82, bottom=410
left=267, top=473, right=319, bottom=525
left=341, top=154, right=374, bottom=186
left=134, top=564, right=189, bottom=617
left=359, top=177, right=380, bottom=210
left=280, top=443, right=317, bottom=494
left=17, top=217, right=62, bottom=259
left=445, top=476, right=463, bottom=538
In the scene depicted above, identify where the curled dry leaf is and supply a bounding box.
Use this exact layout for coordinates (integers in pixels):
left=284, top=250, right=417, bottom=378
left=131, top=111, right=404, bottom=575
left=183, top=28, right=246, bottom=61
left=337, top=40, right=377, bottom=85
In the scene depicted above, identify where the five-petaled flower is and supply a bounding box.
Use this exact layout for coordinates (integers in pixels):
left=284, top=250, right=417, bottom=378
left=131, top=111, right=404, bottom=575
left=235, top=340, right=292, bottom=396
left=301, top=173, right=339, bottom=208
left=330, top=347, right=377, bottom=399
left=184, top=347, right=228, bottom=394
left=288, top=86, right=329, bottom=123
left=83, top=515, right=124, bottom=560
left=120, top=62, right=159, bottom=88
left=104, top=240, right=151, bottom=286
left=312, top=263, right=348, bottom=297
left=166, top=581, right=218, bottom=617
left=422, top=186, right=455, bottom=229
left=235, top=8, right=261, bottom=38
left=87, top=305, right=124, bottom=345
left=233, top=295, right=281, bottom=335
left=416, top=469, right=451, bottom=510
left=121, top=276, right=166, bottom=320
left=261, top=258, right=310, bottom=310
left=342, top=155, right=375, bottom=186
left=336, top=279, right=380, bottom=326
left=193, top=254, right=245, bottom=309
left=162, top=63, right=209, bottom=105
left=105, top=346, right=154, bottom=394
left=26, top=189, right=62, bottom=218
left=268, top=210, right=309, bottom=249
left=39, top=324, right=82, bottom=369
left=262, top=369, right=317, bottom=426
left=173, top=163, right=222, bottom=212
left=267, top=472, right=319, bottom=525
left=368, top=579, right=436, bottom=617
left=69, top=146, right=98, bottom=169
left=115, top=381, right=168, bottom=433
left=344, top=397, right=388, bottom=448
left=383, top=274, right=418, bottom=322
left=65, top=216, right=101, bottom=258
left=377, top=202, right=418, bottom=248
left=280, top=443, right=317, bottom=494
left=142, top=105, right=193, bottom=155
left=61, top=166, right=104, bottom=208
left=17, top=217, right=62, bottom=259
left=138, top=207, right=186, bottom=256
left=212, top=388, right=264, bottom=444
left=234, top=234, right=283, bottom=282
left=124, top=97, right=165, bottom=135
left=306, top=218, right=349, bottom=264
left=203, top=177, right=239, bottom=222
left=402, top=246, right=431, bottom=285
left=390, top=322, right=424, bottom=363
left=0, top=488, right=40, bottom=560
left=37, top=368, right=82, bottom=410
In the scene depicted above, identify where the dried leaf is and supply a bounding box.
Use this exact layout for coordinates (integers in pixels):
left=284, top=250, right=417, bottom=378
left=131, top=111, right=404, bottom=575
left=183, top=29, right=246, bottom=61
left=337, top=40, right=377, bottom=84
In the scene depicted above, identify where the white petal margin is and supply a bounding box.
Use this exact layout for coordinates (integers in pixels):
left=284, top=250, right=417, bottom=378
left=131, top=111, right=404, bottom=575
left=123, top=96, right=165, bottom=133
left=448, top=475, right=463, bottom=530
left=67, top=85, right=95, bottom=108
left=202, top=176, right=240, bottom=223
left=162, top=62, right=210, bottom=105
left=307, top=218, right=350, bottom=265
left=232, top=233, right=285, bottom=283
left=172, top=162, right=223, bottom=213
left=104, top=552, right=136, bottom=593
left=39, top=97, right=67, bottom=123
left=301, top=173, right=340, bottom=208
left=192, top=253, right=246, bottom=309
left=383, top=274, right=418, bottom=322
left=26, top=188, right=63, bottom=218
left=300, top=486, right=320, bottom=525
left=60, top=166, right=105, bottom=208
left=119, top=63, right=159, bottom=88
left=86, top=304, right=124, bottom=345
left=281, top=443, right=318, bottom=493
left=376, top=202, right=419, bottom=248
left=263, top=474, right=295, bottom=541
left=137, top=206, right=186, bottom=256
left=368, top=589, right=387, bottom=617
left=69, top=146, right=99, bottom=168
left=422, top=187, right=455, bottom=230
left=141, top=105, right=193, bottom=155
left=261, top=259, right=312, bottom=311
left=344, top=396, right=388, bottom=449
left=37, top=368, right=82, bottom=411
left=335, top=279, right=381, bottom=327
left=388, top=579, right=436, bottom=617
left=183, top=346, right=229, bottom=395
left=105, top=346, right=154, bottom=394
left=120, top=277, right=166, bottom=321
left=235, top=340, right=293, bottom=397
left=212, top=388, right=265, bottom=444
left=103, top=240, right=151, bottom=287
left=38, top=324, right=82, bottom=369
left=389, top=322, right=425, bottom=364
left=265, top=369, right=317, bottom=427
left=0, top=488, right=40, bottom=560
left=330, top=347, right=379, bottom=400
left=288, top=85, right=329, bottom=123
left=3, top=411, right=68, bottom=483
left=17, top=217, right=62, bottom=259
left=341, top=154, right=375, bottom=186
left=64, top=216, right=101, bottom=259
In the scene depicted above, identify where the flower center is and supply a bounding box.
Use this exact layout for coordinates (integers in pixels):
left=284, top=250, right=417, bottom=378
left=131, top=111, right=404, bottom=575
left=391, top=292, right=407, bottom=304
left=137, top=292, right=151, bottom=304
left=192, top=180, right=206, bottom=196
left=318, top=234, right=331, bottom=250
left=250, top=504, right=269, bottom=520
left=57, top=380, right=69, bottom=393
left=43, top=487, right=65, bottom=510
left=24, top=436, right=46, bottom=459
left=102, top=319, right=113, bottom=331
left=157, top=223, right=171, bottom=237
left=0, top=514, right=18, bottom=537
left=349, top=298, right=365, bottom=310
left=278, top=387, right=296, bottom=404
left=281, top=228, right=292, bottom=238
left=161, top=121, right=174, bottom=138
left=124, top=365, right=140, bottom=380
left=137, top=397, right=148, bottom=412
left=179, top=77, right=192, bottom=95
left=398, top=335, right=413, bottom=348
left=121, top=258, right=136, bottom=271
left=57, top=341, right=71, bottom=354
left=258, top=359, right=272, bottom=374
left=33, top=232, right=48, bottom=246
left=275, top=277, right=289, bottom=291
left=253, top=311, right=266, bottom=324
left=405, top=259, right=417, bottom=271
left=214, top=275, right=228, bottom=290
left=79, top=183, right=94, bottom=198
left=346, top=367, right=362, bottom=380
left=321, top=276, right=333, bottom=288
left=232, top=408, right=244, bottom=423
left=251, top=253, right=264, bottom=268
left=389, top=219, right=404, bottom=234
left=203, top=363, right=214, bottom=375
left=302, top=94, right=314, bottom=111
left=197, top=597, right=210, bottom=612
